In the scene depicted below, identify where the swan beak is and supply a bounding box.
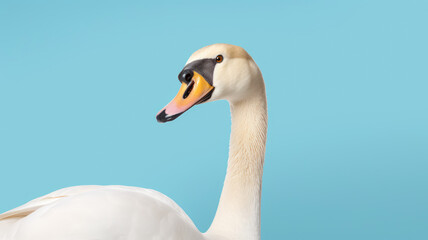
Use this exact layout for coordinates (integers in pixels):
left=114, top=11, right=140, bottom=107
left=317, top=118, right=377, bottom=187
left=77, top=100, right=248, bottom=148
left=156, top=71, right=214, bottom=123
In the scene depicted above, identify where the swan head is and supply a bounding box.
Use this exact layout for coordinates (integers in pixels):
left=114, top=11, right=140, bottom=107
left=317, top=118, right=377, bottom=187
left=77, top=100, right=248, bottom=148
left=156, top=43, right=263, bottom=123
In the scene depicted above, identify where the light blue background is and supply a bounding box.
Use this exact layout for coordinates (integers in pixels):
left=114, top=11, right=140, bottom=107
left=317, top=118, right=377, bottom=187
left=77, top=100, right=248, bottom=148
left=1, top=1, right=427, bottom=239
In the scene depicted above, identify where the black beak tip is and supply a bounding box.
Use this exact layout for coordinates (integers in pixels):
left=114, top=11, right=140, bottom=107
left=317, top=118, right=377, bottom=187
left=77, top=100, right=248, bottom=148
left=156, top=109, right=183, bottom=123
left=156, top=110, right=168, bottom=123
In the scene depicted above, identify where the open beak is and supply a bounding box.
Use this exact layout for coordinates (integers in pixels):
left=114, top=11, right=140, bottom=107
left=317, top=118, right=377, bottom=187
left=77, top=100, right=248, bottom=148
left=156, top=71, right=214, bottom=123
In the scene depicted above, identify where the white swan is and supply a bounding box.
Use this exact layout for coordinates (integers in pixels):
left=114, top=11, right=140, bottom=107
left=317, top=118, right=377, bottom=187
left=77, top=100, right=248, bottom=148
left=0, top=43, right=267, bottom=240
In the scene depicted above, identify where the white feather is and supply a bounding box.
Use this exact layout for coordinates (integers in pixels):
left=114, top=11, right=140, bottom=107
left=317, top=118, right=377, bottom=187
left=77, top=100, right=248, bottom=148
left=1, top=186, right=202, bottom=240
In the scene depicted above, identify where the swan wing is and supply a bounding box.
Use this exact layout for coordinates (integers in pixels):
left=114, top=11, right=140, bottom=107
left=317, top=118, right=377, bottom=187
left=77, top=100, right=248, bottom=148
left=0, top=185, right=102, bottom=220
left=0, top=186, right=203, bottom=240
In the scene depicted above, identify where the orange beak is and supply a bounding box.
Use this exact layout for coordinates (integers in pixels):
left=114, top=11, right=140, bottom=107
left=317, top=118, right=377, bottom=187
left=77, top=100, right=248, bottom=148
left=156, top=71, right=214, bottom=123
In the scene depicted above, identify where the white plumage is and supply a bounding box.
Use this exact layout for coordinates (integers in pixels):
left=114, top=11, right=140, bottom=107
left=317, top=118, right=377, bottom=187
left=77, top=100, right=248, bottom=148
left=0, top=44, right=267, bottom=240
left=1, top=186, right=202, bottom=240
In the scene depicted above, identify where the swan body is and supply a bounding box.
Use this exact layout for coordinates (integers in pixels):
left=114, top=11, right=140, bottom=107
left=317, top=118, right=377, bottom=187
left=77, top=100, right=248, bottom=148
left=0, top=43, right=267, bottom=240
left=0, top=186, right=202, bottom=240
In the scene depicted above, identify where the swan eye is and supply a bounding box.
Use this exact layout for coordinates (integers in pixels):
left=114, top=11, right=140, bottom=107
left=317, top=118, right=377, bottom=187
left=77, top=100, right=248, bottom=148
left=216, top=55, right=223, bottom=63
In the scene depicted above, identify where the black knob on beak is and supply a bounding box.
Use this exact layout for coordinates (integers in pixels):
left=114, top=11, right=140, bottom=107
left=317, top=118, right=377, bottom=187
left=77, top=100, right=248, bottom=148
left=179, top=69, right=193, bottom=84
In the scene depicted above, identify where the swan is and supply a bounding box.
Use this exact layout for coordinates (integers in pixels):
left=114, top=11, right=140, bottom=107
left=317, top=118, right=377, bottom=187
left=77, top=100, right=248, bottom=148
left=0, top=43, right=267, bottom=240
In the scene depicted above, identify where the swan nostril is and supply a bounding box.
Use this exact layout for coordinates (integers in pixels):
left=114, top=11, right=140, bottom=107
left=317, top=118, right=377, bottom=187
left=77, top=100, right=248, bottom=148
left=183, top=81, right=194, bottom=99
left=179, top=69, right=193, bottom=84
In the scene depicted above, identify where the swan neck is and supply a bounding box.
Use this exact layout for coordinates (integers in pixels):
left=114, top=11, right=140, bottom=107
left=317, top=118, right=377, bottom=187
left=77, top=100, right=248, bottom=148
left=206, top=89, right=267, bottom=240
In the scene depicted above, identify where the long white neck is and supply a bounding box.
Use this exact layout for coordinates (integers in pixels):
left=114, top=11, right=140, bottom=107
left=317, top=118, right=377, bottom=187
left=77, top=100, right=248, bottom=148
left=205, top=86, right=267, bottom=240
